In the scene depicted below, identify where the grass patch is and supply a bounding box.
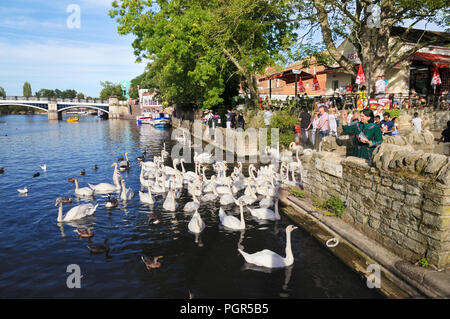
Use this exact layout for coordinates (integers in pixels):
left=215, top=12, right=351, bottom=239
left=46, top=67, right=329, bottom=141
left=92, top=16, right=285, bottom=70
left=312, top=195, right=346, bottom=217
left=289, top=186, right=305, bottom=199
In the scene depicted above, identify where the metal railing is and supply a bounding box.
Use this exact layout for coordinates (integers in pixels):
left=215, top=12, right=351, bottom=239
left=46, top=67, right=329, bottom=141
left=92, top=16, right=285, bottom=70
left=0, top=96, right=108, bottom=104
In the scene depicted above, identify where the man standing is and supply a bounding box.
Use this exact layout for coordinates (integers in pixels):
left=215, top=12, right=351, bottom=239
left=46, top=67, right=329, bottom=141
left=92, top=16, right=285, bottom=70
left=375, top=75, right=386, bottom=98
left=380, top=112, right=395, bottom=136
left=317, top=106, right=330, bottom=141
left=298, top=108, right=311, bottom=146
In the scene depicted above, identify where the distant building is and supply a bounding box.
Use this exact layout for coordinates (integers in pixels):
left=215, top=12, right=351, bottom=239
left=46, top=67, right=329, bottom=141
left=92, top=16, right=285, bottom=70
left=256, top=27, right=450, bottom=102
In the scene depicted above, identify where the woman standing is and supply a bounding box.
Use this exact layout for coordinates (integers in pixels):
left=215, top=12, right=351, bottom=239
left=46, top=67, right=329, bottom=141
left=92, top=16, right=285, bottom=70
left=341, top=109, right=383, bottom=160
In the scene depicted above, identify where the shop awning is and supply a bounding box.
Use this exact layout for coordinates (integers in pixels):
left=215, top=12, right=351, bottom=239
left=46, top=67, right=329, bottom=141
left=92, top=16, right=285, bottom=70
left=316, top=67, right=346, bottom=75
left=412, top=52, right=450, bottom=68
left=258, top=69, right=314, bottom=83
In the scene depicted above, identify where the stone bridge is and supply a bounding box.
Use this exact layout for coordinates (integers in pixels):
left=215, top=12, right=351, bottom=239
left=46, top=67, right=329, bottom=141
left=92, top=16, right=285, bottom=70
left=0, top=96, right=129, bottom=120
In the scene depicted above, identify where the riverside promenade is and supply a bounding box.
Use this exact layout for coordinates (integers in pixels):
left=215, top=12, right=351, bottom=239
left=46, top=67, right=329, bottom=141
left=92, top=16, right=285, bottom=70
left=172, top=116, right=450, bottom=298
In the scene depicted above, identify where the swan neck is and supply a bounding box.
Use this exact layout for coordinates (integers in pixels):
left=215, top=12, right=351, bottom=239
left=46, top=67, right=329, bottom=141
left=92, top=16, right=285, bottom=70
left=239, top=205, right=245, bottom=227
left=57, top=202, right=63, bottom=222
left=285, top=229, right=294, bottom=262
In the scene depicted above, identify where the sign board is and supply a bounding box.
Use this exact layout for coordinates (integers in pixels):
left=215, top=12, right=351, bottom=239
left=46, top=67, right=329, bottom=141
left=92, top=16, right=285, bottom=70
left=368, top=98, right=391, bottom=110
left=315, top=158, right=343, bottom=178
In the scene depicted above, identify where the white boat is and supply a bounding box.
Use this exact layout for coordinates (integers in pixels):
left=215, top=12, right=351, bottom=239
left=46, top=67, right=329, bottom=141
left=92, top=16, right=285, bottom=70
left=136, top=111, right=154, bottom=124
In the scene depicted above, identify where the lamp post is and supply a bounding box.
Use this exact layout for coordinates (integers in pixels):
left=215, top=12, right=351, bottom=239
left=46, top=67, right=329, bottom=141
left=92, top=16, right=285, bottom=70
left=367, top=4, right=381, bottom=99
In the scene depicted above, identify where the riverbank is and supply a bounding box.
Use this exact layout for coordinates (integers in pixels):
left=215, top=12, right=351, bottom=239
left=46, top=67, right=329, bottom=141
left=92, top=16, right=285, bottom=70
left=279, top=187, right=450, bottom=298
left=173, top=117, right=450, bottom=299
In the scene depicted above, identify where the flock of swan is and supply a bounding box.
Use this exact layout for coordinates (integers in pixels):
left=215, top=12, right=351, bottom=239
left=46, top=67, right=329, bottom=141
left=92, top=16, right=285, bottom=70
left=15, top=137, right=309, bottom=269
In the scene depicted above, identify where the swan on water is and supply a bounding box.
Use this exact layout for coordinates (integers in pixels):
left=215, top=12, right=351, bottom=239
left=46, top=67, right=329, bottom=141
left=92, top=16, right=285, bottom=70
left=218, top=202, right=245, bottom=230
left=238, top=225, right=297, bottom=268
left=120, top=179, right=135, bottom=201
left=72, top=178, right=95, bottom=197
left=163, top=188, right=178, bottom=211
left=139, top=185, right=154, bottom=205
left=188, top=210, right=205, bottom=234
left=247, top=199, right=280, bottom=220
left=88, top=164, right=122, bottom=194
left=56, top=197, right=98, bottom=222
left=184, top=186, right=201, bottom=212
left=40, top=164, right=47, bottom=172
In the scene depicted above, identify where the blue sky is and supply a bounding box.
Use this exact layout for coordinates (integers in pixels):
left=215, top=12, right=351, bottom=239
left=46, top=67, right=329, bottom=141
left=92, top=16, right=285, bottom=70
left=0, top=0, right=146, bottom=97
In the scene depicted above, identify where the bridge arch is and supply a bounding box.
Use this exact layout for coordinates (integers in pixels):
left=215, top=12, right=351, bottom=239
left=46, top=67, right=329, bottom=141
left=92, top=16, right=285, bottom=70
left=57, top=105, right=109, bottom=114
left=0, top=103, right=48, bottom=113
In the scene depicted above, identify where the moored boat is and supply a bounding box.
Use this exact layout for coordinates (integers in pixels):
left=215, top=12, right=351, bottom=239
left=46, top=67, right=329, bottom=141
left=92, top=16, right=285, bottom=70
left=152, top=112, right=171, bottom=128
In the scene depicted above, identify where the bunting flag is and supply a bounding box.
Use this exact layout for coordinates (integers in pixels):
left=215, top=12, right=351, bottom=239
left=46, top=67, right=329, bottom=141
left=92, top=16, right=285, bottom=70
left=312, top=74, right=320, bottom=91
left=297, top=77, right=305, bottom=93
left=355, top=64, right=366, bottom=85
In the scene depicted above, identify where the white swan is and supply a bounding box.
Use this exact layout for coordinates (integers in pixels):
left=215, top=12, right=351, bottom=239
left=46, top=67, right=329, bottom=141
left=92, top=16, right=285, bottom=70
left=238, top=183, right=258, bottom=205
left=188, top=210, right=205, bottom=233
left=219, top=181, right=236, bottom=206
left=194, top=151, right=214, bottom=164
left=161, top=142, right=169, bottom=158
left=201, top=181, right=219, bottom=202
left=259, top=195, right=274, bottom=208
left=73, top=178, right=95, bottom=197
left=139, top=185, right=154, bottom=205
left=56, top=197, right=98, bottom=222
left=40, top=164, right=47, bottom=172
left=247, top=199, right=280, bottom=220
left=88, top=164, right=122, bottom=194
left=218, top=202, right=245, bottom=230
left=120, top=179, right=134, bottom=201
left=163, top=188, right=178, bottom=211
left=184, top=186, right=201, bottom=212
left=238, top=225, right=298, bottom=268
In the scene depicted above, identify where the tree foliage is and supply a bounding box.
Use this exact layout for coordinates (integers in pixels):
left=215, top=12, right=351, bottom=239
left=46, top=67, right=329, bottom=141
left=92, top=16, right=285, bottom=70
left=99, top=81, right=126, bottom=100
left=109, top=0, right=299, bottom=109
left=295, top=0, right=450, bottom=93
left=23, top=82, right=32, bottom=97
left=0, top=86, right=5, bottom=98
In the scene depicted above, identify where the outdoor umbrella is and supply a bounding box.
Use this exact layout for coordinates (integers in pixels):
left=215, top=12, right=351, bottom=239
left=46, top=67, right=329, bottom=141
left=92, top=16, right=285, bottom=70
left=355, top=64, right=366, bottom=85
left=297, top=77, right=305, bottom=93
left=312, top=74, right=320, bottom=91
left=431, top=67, right=441, bottom=93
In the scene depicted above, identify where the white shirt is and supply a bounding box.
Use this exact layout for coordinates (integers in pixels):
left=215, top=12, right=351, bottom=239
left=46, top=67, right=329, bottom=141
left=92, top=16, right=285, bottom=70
left=375, top=79, right=386, bottom=94
left=347, top=114, right=353, bottom=126
left=329, top=114, right=337, bottom=132
left=411, top=117, right=422, bottom=132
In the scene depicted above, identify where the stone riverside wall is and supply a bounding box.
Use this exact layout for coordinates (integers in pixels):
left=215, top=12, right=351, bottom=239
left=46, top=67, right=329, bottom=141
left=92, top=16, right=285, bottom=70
left=299, top=145, right=450, bottom=268
left=172, top=118, right=259, bottom=157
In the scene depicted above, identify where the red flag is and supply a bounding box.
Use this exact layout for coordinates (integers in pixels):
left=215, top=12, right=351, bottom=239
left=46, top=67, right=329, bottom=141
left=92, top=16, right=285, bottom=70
left=355, top=64, right=365, bottom=85
left=297, top=77, right=305, bottom=93
left=312, top=74, right=320, bottom=91
left=431, top=67, right=441, bottom=86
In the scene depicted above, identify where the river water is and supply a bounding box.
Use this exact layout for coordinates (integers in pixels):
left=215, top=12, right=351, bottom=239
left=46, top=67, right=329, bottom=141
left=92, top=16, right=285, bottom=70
left=0, top=115, right=382, bottom=299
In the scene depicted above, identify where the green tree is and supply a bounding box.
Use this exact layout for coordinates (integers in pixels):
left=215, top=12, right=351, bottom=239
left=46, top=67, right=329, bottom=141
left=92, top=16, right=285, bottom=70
left=0, top=86, right=5, bottom=98
left=296, top=0, right=449, bottom=93
left=36, top=89, right=56, bottom=98
left=76, top=92, right=85, bottom=99
left=109, top=0, right=298, bottom=109
left=23, top=82, right=32, bottom=97
left=61, top=89, right=77, bottom=99
left=100, top=81, right=125, bottom=100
